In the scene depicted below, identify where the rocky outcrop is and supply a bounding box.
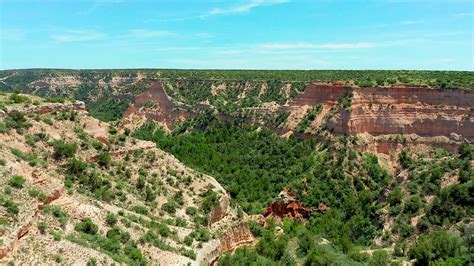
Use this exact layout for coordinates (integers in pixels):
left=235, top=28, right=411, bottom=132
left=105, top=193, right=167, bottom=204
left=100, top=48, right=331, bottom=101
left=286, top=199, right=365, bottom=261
left=209, top=196, right=230, bottom=227
left=4, top=101, right=85, bottom=115
left=124, top=81, right=196, bottom=129
left=263, top=189, right=317, bottom=222
left=0, top=188, right=64, bottom=260
left=285, top=83, right=474, bottom=141
left=219, top=222, right=254, bottom=253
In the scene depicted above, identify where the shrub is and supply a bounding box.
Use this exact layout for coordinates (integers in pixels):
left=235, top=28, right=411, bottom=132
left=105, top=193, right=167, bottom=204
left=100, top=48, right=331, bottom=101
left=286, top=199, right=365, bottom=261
left=67, top=158, right=88, bottom=174
left=156, top=223, right=171, bottom=237
left=28, top=187, right=40, bottom=197
left=98, top=151, right=111, bottom=167
left=161, top=201, right=177, bottom=214
left=185, top=206, right=198, bottom=216
left=131, top=205, right=148, bottom=215
left=9, top=93, right=30, bottom=103
left=5, top=110, right=31, bottom=132
left=106, top=212, right=117, bottom=226
left=52, top=141, right=77, bottom=160
left=50, top=230, right=62, bottom=241
left=8, top=175, right=26, bottom=188
left=387, top=187, right=404, bottom=205
left=368, top=250, right=389, bottom=266
left=75, top=218, right=98, bottom=235
left=2, top=199, right=19, bottom=215
left=179, top=247, right=196, bottom=260
left=42, top=205, right=68, bottom=226
left=87, top=257, right=97, bottom=266
left=123, top=245, right=146, bottom=263
left=184, top=235, right=193, bottom=246
left=408, top=231, right=463, bottom=264
left=38, top=221, right=47, bottom=234
left=10, top=148, right=38, bottom=166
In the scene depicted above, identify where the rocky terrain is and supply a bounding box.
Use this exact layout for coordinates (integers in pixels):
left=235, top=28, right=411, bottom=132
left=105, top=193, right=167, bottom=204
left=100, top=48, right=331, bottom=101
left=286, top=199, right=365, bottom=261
left=0, top=70, right=472, bottom=265
left=0, top=93, right=253, bottom=265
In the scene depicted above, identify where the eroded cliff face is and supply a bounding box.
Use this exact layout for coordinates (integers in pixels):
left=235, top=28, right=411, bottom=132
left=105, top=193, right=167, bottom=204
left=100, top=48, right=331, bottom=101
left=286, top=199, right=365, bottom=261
left=124, top=81, right=197, bottom=130
left=198, top=196, right=255, bottom=265
left=284, top=83, right=474, bottom=142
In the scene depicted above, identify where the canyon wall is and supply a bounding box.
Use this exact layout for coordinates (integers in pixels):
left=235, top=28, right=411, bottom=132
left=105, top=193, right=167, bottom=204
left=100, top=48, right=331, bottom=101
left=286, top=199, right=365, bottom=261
left=286, top=83, right=474, bottom=141
left=124, top=81, right=196, bottom=129
left=125, top=80, right=473, bottom=143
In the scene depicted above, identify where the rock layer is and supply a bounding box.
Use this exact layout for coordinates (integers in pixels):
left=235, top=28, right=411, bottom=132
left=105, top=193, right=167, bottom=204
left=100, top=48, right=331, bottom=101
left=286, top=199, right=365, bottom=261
left=286, top=83, right=474, bottom=141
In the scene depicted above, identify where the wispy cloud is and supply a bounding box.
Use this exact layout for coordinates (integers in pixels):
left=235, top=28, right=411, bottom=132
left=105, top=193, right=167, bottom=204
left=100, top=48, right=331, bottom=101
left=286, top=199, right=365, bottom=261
left=77, top=0, right=124, bottom=15
left=124, top=29, right=174, bottom=38
left=155, top=47, right=201, bottom=52
left=400, top=19, right=425, bottom=25
left=258, top=42, right=376, bottom=49
left=204, top=0, right=288, bottom=17
left=374, top=19, right=425, bottom=28
left=216, top=49, right=243, bottom=55
left=147, top=0, right=288, bottom=22
left=456, top=12, right=474, bottom=17
left=50, top=30, right=107, bottom=42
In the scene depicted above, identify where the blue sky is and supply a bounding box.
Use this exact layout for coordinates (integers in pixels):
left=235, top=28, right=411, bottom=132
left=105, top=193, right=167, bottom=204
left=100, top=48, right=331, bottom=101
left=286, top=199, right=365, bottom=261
left=1, top=0, right=473, bottom=70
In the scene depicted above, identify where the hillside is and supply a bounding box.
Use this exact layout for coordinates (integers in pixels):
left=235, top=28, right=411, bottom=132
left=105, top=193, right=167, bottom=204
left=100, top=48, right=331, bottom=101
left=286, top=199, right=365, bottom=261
left=0, top=93, right=253, bottom=265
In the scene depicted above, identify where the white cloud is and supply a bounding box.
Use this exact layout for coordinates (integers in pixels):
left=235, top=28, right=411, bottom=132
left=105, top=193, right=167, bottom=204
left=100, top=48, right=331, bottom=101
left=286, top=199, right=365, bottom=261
left=258, top=42, right=376, bottom=49
left=400, top=19, right=425, bottom=25
left=125, top=29, right=174, bottom=38
left=217, top=49, right=243, bottom=55
left=155, top=47, right=201, bottom=52
left=50, top=30, right=107, bottom=42
left=456, top=12, right=474, bottom=17
left=77, top=0, right=124, bottom=15
left=194, top=32, right=214, bottom=39
left=205, top=0, right=288, bottom=17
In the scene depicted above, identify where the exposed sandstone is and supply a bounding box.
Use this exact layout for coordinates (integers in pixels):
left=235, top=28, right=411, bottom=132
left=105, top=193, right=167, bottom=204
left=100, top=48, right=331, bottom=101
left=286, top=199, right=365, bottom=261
left=285, top=83, right=474, bottom=141
left=219, top=222, right=254, bottom=254
left=263, top=189, right=317, bottom=222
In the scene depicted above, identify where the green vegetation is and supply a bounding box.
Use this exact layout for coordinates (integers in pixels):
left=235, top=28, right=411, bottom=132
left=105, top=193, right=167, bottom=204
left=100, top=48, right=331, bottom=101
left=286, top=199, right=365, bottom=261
left=75, top=218, right=99, bottom=235
left=10, top=148, right=39, bottom=166
left=42, top=205, right=68, bottom=226
left=38, top=221, right=47, bottom=234
left=4, top=110, right=31, bottom=133
left=87, top=97, right=131, bottom=122
left=133, top=113, right=472, bottom=265
left=296, top=104, right=322, bottom=133
left=68, top=227, right=147, bottom=265
left=134, top=118, right=317, bottom=214
left=1, top=198, right=19, bottom=215
left=52, top=140, right=77, bottom=159
left=408, top=231, right=465, bottom=264
left=2, top=70, right=473, bottom=123
left=8, top=175, right=26, bottom=188
left=9, top=93, right=31, bottom=104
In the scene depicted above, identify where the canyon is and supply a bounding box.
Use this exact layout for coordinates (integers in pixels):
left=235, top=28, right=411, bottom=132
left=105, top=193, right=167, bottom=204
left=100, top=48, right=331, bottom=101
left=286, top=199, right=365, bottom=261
left=124, top=80, right=473, bottom=147
left=0, top=70, right=472, bottom=265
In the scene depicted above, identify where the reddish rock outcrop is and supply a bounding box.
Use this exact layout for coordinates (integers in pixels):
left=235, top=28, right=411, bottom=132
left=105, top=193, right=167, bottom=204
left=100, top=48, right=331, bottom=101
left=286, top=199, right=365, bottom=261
left=263, top=189, right=316, bottom=222
left=219, top=222, right=254, bottom=253
left=94, top=136, right=109, bottom=145
left=124, top=81, right=196, bottom=129
left=286, top=83, right=474, bottom=141
left=40, top=188, right=64, bottom=206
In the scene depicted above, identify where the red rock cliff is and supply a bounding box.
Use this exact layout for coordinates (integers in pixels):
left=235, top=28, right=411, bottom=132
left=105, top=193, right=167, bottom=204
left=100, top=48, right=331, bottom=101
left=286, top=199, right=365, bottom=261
left=287, top=83, right=474, bottom=141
